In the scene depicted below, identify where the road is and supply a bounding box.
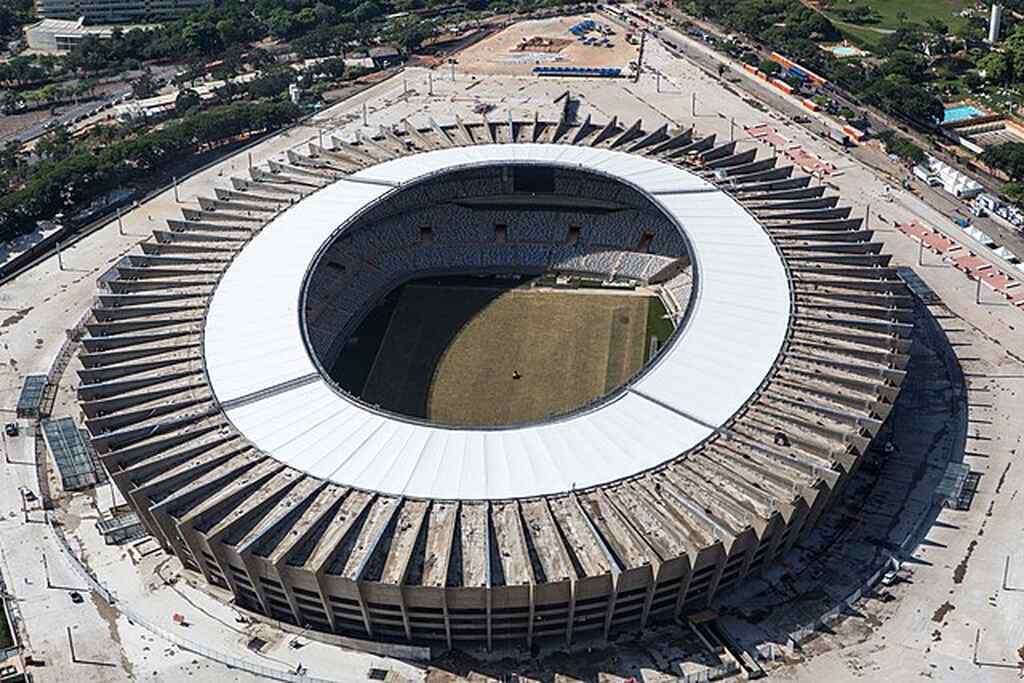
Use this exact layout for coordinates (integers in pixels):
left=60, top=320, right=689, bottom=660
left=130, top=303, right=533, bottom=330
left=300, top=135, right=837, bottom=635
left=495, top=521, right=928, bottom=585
left=2, top=65, right=179, bottom=145
left=613, top=5, right=1024, bottom=263
left=0, top=428, right=128, bottom=680
left=1, top=86, right=131, bottom=145
left=641, top=3, right=1020, bottom=230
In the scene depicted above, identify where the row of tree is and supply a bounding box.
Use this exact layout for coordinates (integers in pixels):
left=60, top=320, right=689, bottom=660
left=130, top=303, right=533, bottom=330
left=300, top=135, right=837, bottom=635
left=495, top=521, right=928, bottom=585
left=0, top=100, right=302, bottom=241
left=682, top=0, right=946, bottom=126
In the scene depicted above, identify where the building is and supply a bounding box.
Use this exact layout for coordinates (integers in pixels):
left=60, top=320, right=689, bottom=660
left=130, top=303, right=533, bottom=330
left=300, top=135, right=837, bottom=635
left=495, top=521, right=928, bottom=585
left=77, top=115, right=910, bottom=649
left=24, top=18, right=112, bottom=54
left=368, top=46, right=403, bottom=69
left=989, top=3, right=1004, bottom=44
left=36, top=0, right=209, bottom=24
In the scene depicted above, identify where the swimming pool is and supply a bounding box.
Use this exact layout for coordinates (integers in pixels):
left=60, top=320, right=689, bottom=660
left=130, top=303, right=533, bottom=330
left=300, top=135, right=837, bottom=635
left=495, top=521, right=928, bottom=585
left=829, top=45, right=863, bottom=57
left=943, top=105, right=984, bottom=124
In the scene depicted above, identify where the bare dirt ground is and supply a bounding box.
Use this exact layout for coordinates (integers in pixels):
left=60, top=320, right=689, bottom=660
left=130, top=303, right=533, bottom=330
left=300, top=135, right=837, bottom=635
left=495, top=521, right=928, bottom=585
left=361, top=282, right=649, bottom=426
left=455, top=14, right=639, bottom=76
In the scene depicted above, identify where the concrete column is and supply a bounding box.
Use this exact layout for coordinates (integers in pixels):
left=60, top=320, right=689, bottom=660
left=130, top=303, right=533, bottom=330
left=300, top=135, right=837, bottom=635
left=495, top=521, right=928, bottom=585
left=311, top=573, right=337, bottom=632
left=354, top=580, right=375, bottom=639
left=269, top=563, right=308, bottom=628
left=672, top=562, right=695, bottom=619
left=638, top=573, right=655, bottom=630
left=441, top=590, right=453, bottom=650
left=781, top=497, right=814, bottom=556
left=526, top=583, right=536, bottom=651
left=701, top=546, right=730, bottom=607
left=177, top=526, right=221, bottom=588
left=227, top=548, right=271, bottom=616
left=565, top=579, right=577, bottom=647
left=486, top=586, right=493, bottom=652
left=762, top=512, right=792, bottom=567
left=734, top=538, right=761, bottom=586
left=602, top=574, right=620, bottom=641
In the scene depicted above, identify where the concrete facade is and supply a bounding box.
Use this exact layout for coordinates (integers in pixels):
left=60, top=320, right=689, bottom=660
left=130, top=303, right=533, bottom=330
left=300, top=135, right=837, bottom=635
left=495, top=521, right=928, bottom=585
left=78, top=114, right=911, bottom=650
left=37, top=0, right=209, bottom=24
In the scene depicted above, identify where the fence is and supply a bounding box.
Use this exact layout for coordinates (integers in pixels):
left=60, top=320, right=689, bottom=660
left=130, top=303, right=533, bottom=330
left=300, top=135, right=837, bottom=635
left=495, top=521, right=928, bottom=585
left=46, top=518, right=341, bottom=683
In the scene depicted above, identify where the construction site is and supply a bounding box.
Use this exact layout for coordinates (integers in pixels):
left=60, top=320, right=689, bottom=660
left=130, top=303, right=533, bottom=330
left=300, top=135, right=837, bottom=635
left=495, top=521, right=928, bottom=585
left=0, top=7, right=1022, bottom=683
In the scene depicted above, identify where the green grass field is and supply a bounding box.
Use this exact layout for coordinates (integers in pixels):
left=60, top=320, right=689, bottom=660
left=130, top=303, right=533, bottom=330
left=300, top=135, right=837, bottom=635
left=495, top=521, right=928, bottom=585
left=357, top=280, right=653, bottom=426
left=824, top=0, right=973, bottom=48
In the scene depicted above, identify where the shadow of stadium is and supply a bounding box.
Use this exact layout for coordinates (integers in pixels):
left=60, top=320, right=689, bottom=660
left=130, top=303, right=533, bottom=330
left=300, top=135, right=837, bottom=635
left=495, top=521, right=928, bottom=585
left=331, top=275, right=522, bottom=420
left=423, top=298, right=971, bottom=680
left=714, top=298, right=970, bottom=656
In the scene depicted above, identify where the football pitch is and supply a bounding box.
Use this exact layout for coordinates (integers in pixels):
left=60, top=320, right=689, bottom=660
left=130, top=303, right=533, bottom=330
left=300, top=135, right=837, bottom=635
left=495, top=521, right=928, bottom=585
left=358, top=281, right=653, bottom=426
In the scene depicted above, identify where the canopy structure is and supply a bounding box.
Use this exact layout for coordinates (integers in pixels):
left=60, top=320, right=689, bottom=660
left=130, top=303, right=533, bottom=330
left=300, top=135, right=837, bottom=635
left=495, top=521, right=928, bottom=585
left=77, top=114, right=911, bottom=648
left=203, top=145, right=790, bottom=500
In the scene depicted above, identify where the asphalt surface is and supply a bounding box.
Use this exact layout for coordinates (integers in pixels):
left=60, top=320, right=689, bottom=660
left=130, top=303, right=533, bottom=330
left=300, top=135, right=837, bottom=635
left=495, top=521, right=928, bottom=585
left=1, top=86, right=130, bottom=145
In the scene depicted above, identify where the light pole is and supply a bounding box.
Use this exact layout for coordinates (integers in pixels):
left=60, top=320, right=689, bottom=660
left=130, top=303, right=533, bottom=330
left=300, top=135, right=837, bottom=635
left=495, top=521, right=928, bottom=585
left=116, top=206, right=124, bottom=236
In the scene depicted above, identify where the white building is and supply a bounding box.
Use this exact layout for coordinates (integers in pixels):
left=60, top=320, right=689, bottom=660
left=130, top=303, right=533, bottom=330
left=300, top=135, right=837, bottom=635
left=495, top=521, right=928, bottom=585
left=37, top=0, right=209, bottom=24
left=25, top=17, right=112, bottom=54
left=989, top=4, right=1004, bottom=44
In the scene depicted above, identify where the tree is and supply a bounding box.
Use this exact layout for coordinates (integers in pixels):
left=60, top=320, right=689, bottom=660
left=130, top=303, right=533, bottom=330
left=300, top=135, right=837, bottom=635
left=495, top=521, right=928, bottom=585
left=865, top=77, right=943, bottom=126
left=976, top=51, right=1012, bottom=84
left=387, top=16, right=433, bottom=54
left=182, top=19, right=223, bottom=55
left=879, top=50, right=928, bottom=82
left=759, top=58, right=782, bottom=76
left=925, top=17, right=948, bottom=36
left=1000, top=181, right=1024, bottom=203
left=981, top=142, right=1024, bottom=181
left=130, top=69, right=159, bottom=98
left=35, top=127, right=73, bottom=162
left=1004, top=27, right=1024, bottom=75
left=877, top=130, right=926, bottom=165
left=351, top=0, right=384, bottom=24
left=175, top=88, right=202, bottom=116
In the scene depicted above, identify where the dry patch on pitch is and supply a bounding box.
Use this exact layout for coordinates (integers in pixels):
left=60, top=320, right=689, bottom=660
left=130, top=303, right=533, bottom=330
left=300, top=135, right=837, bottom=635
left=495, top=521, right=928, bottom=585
left=455, top=14, right=639, bottom=76
left=361, top=283, right=650, bottom=426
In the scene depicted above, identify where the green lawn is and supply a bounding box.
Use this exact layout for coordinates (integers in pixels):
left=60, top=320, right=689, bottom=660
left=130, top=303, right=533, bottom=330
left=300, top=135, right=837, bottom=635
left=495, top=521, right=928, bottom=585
left=829, top=20, right=889, bottom=50
left=833, top=0, right=972, bottom=30
left=645, top=297, right=675, bottom=361
left=824, top=0, right=974, bottom=47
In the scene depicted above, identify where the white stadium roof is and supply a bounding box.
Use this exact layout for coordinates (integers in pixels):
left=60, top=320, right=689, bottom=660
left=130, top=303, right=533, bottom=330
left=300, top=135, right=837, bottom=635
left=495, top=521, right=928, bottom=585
left=203, top=144, right=791, bottom=500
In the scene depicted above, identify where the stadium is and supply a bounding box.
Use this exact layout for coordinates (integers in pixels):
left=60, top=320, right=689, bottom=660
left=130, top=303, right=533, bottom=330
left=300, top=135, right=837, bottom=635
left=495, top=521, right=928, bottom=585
left=77, top=110, right=912, bottom=651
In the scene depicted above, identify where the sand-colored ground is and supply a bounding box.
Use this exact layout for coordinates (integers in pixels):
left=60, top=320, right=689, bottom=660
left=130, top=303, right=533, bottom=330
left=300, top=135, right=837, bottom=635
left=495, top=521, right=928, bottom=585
left=455, top=14, right=639, bottom=76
